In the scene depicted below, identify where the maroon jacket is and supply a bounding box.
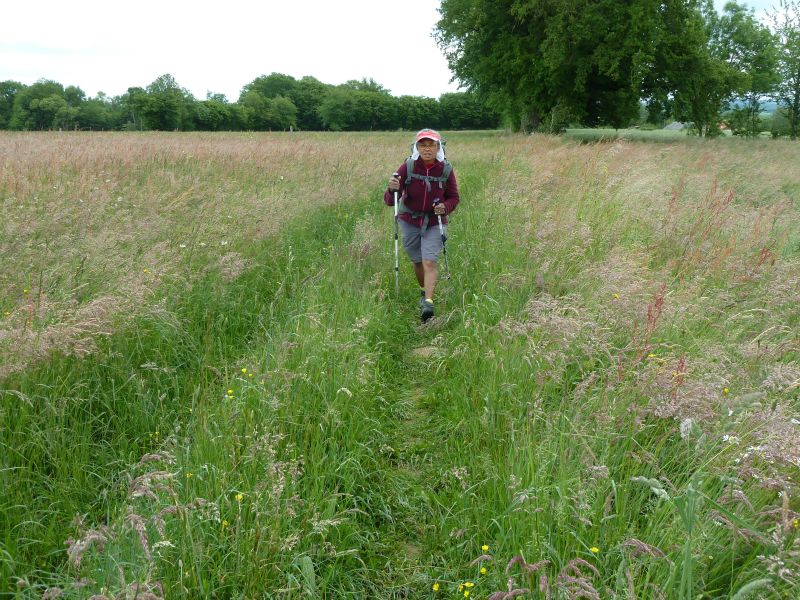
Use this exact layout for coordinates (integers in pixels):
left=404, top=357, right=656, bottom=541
left=384, top=157, right=460, bottom=227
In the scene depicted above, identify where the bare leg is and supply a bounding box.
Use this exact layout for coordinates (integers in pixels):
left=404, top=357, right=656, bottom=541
left=422, top=259, right=438, bottom=300
left=413, top=262, right=425, bottom=288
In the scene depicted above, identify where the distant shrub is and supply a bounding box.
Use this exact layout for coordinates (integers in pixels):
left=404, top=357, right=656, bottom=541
left=770, top=109, right=792, bottom=138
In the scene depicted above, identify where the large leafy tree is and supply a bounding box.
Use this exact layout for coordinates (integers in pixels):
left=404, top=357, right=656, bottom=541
left=118, top=87, right=148, bottom=130
left=340, top=78, right=391, bottom=94
left=9, top=80, right=67, bottom=130
left=639, top=0, right=724, bottom=134
left=196, top=99, right=231, bottom=131
left=436, top=0, right=666, bottom=130
left=141, top=74, right=196, bottom=131
left=289, top=76, right=329, bottom=130
left=769, top=0, right=800, bottom=139
left=242, top=73, right=298, bottom=100
left=0, top=80, right=23, bottom=129
left=78, top=94, right=112, bottom=130
left=269, top=96, right=298, bottom=130
left=435, top=0, right=546, bottom=131
left=317, top=88, right=354, bottom=131
left=435, top=0, right=733, bottom=132
left=239, top=91, right=297, bottom=130
left=712, top=2, right=779, bottom=136
left=239, top=74, right=300, bottom=130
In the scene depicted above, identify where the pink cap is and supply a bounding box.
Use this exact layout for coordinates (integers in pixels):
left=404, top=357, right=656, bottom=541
left=415, top=129, right=441, bottom=143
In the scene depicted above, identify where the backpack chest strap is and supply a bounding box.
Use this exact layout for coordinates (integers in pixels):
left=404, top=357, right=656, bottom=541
left=404, top=157, right=452, bottom=192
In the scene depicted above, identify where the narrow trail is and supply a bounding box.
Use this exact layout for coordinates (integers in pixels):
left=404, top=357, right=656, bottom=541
left=357, top=169, right=493, bottom=594
left=370, top=341, right=447, bottom=591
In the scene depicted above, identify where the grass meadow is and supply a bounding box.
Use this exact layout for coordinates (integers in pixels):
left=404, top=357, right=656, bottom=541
left=564, top=129, right=692, bottom=142
left=1, top=131, right=800, bottom=599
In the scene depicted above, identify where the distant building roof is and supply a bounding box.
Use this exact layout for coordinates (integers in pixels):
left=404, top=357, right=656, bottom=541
left=664, top=121, right=688, bottom=130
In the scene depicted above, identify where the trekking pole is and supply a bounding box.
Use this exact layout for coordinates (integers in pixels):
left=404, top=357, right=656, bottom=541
left=433, top=199, right=450, bottom=280
left=393, top=172, right=400, bottom=294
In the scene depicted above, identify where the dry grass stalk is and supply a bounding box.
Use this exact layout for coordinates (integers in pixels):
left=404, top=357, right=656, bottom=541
left=469, top=554, right=494, bottom=567
left=65, top=526, right=110, bottom=568
left=124, top=510, right=152, bottom=563
left=128, top=471, right=174, bottom=501
left=621, top=538, right=670, bottom=562
left=555, top=558, right=601, bottom=600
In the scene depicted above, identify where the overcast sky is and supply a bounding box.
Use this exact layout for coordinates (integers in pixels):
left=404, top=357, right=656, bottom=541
left=1, top=0, right=780, bottom=102
left=1, top=0, right=459, bottom=101
left=715, top=0, right=776, bottom=16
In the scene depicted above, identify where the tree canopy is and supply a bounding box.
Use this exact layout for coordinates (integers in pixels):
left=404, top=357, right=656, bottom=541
left=769, top=0, right=800, bottom=138
left=0, top=72, right=500, bottom=133
left=436, top=0, right=795, bottom=136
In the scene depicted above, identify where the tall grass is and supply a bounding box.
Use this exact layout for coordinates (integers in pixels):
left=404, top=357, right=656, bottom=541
left=1, top=132, right=799, bottom=598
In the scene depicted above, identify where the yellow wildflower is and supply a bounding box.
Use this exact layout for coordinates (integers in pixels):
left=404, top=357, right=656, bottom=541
left=222, top=519, right=229, bottom=528
left=723, top=387, right=730, bottom=395
left=480, top=567, right=487, bottom=575
left=241, top=368, right=247, bottom=373
left=613, top=293, right=619, bottom=299
left=464, top=592, right=470, bottom=598
left=465, top=582, right=474, bottom=588
left=482, top=544, right=489, bottom=552
left=186, top=472, right=193, bottom=478
left=235, top=493, right=243, bottom=502
left=432, top=583, right=439, bottom=592
left=227, top=389, right=234, bottom=396
left=458, top=585, right=464, bottom=593
left=590, top=547, right=600, bottom=553
left=794, top=518, right=799, bottom=529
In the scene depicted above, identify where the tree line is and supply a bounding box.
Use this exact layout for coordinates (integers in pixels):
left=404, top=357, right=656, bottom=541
left=0, top=73, right=501, bottom=133
left=436, top=0, right=800, bottom=138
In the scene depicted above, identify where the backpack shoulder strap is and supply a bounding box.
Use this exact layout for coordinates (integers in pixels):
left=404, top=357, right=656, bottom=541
left=404, top=157, right=414, bottom=186
left=442, top=159, right=452, bottom=183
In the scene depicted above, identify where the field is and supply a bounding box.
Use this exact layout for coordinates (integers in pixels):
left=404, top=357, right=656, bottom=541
left=564, top=128, right=693, bottom=142
left=2, top=131, right=800, bottom=599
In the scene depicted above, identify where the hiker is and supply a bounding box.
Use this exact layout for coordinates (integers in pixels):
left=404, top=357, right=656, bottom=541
left=385, top=129, right=459, bottom=322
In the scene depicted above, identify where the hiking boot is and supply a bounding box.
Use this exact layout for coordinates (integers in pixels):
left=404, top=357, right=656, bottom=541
left=421, top=299, right=434, bottom=323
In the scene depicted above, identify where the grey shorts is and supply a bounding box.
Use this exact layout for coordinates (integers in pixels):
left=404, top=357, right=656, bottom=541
left=399, top=219, right=446, bottom=263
